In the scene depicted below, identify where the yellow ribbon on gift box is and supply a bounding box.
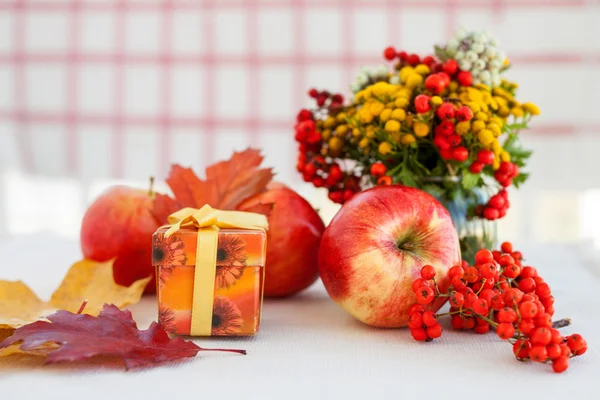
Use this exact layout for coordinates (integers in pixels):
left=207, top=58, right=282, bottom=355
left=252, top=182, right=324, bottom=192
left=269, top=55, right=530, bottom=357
left=163, top=205, right=268, bottom=336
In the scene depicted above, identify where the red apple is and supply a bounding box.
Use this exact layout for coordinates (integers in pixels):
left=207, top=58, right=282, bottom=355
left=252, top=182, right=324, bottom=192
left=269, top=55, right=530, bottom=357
left=319, top=185, right=461, bottom=327
left=80, top=186, right=160, bottom=294
left=239, top=184, right=325, bottom=297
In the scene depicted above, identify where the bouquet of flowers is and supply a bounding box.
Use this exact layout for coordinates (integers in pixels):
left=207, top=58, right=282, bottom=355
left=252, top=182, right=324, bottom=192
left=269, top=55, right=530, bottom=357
left=293, top=28, right=540, bottom=260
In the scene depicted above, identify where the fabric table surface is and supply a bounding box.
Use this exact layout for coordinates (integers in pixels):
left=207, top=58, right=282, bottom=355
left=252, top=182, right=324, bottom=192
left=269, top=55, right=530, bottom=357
left=1, top=234, right=599, bottom=399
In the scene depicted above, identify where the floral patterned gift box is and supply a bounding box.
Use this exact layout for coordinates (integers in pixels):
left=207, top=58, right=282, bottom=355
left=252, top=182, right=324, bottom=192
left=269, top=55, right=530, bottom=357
left=153, top=206, right=267, bottom=336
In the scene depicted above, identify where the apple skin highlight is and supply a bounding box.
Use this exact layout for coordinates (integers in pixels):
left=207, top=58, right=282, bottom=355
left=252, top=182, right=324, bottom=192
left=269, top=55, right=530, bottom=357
left=319, top=185, right=461, bottom=327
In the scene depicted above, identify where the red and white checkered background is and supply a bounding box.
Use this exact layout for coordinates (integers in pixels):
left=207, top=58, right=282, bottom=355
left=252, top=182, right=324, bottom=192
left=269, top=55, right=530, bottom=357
left=1, top=0, right=600, bottom=248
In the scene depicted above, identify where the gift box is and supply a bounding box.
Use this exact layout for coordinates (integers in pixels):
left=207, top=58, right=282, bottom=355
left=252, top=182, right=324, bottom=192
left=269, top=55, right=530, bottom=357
left=153, top=206, right=267, bottom=336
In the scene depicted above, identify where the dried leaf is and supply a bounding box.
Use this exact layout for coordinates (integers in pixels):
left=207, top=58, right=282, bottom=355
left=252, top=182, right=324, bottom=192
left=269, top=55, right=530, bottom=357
left=0, top=305, right=245, bottom=369
left=0, top=259, right=151, bottom=336
left=153, top=148, right=274, bottom=221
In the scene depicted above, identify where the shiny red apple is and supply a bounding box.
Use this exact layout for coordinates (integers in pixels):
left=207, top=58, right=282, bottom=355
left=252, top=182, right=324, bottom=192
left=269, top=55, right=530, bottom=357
left=239, top=184, right=325, bottom=297
left=80, top=186, right=160, bottom=294
left=319, top=185, right=461, bottom=327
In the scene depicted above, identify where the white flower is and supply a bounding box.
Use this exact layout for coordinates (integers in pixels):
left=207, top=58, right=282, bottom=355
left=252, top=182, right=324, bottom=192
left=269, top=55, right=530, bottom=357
left=479, top=70, right=491, bottom=82
left=488, top=59, right=502, bottom=69
left=471, top=42, right=485, bottom=54
left=355, top=72, right=369, bottom=85
left=465, top=51, right=478, bottom=62
left=492, top=74, right=501, bottom=87
left=350, top=82, right=362, bottom=93
left=389, top=75, right=401, bottom=85
left=484, top=47, right=497, bottom=59
left=447, top=38, right=459, bottom=53
left=474, top=59, right=486, bottom=70
left=496, top=51, right=506, bottom=63
left=471, top=67, right=482, bottom=77
left=489, top=38, right=498, bottom=47
left=455, top=27, right=468, bottom=40
left=472, top=77, right=481, bottom=85
left=459, top=60, right=472, bottom=71
left=455, top=50, right=465, bottom=61
left=471, top=32, right=485, bottom=44
left=375, top=65, right=389, bottom=76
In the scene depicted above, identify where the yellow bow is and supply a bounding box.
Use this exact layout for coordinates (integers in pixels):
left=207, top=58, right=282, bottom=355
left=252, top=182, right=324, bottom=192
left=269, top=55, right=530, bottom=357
left=164, top=205, right=268, bottom=336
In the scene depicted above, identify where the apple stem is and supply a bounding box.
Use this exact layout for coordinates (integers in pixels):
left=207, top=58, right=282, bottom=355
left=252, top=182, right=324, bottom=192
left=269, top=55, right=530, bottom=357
left=149, top=176, right=155, bottom=197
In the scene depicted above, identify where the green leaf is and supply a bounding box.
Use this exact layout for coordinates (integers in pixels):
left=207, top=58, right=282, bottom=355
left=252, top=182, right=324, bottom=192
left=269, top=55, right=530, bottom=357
left=434, top=45, right=451, bottom=61
left=421, top=184, right=446, bottom=199
left=461, top=171, right=481, bottom=190
left=512, top=172, right=529, bottom=188
left=397, top=167, right=418, bottom=188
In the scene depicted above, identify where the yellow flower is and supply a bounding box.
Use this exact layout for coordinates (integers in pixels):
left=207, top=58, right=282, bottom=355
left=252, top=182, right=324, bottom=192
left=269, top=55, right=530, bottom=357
left=385, top=120, right=401, bottom=132
left=322, top=129, right=332, bottom=141
left=498, top=106, right=510, bottom=118
left=467, top=87, right=483, bottom=102
left=492, top=158, right=501, bottom=170
left=405, top=115, right=414, bottom=128
left=500, top=151, right=511, bottom=162
left=488, top=97, right=498, bottom=111
left=448, top=81, right=458, bottom=92
left=394, top=97, right=410, bottom=108
left=359, top=137, right=370, bottom=149
left=324, top=116, right=336, bottom=128
left=459, top=93, right=470, bottom=104
left=391, top=108, right=406, bottom=121
left=355, top=88, right=372, bottom=103
left=400, top=134, right=416, bottom=145
left=511, top=107, right=524, bottom=117
left=478, top=129, right=495, bottom=146
left=399, top=66, right=414, bottom=82
left=522, top=102, right=541, bottom=115
left=493, top=96, right=508, bottom=108
left=365, top=126, right=376, bottom=138
left=467, top=101, right=481, bottom=113
left=371, top=82, right=395, bottom=97
left=405, top=73, right=423, bottom=89
left=413, top=121, right=430, bottom=137
left=368, top=101, right=385, bottom=116
left=455, top=121, right=470, bottom=135
left=475, top=112, right=489, bottom=122
left=335, top=124, right=348, bottom=135
left=352, top=127, right=361, bottom=138
left=492, top=140, right=503, bottom=153
left=328, top=137, right=344, bottom=151
left=390, top=132, right=401, bottom=143
left=487, top=123, right=501, bottom=137
left=379, top=142, right=393, bottom=155
left=414, top=64, right=430, bottom=75
left=490, top=116, right=504, bottom=128
left=472, top=120, right=485, bottom=133
left=359, top=109, right=374, bottom=123
left=430, top=96, right=443, bottom=107
left=379, top=108, right=393, bottom=123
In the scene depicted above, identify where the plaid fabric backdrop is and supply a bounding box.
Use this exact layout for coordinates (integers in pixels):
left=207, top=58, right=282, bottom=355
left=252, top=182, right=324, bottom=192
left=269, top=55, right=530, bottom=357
left=1, top=0, right=600, bottom=243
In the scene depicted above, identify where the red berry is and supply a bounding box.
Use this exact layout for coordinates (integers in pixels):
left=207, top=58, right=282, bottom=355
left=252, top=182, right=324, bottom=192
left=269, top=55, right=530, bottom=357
left=308, top=88, right=319, bottom=98
left=450, top=292, right=465, bottom=308
left=420, top=265, right=436, bottom=280
left=529, top=345, right=548, bottom=363
left=504, top=263, right=521, bottom=278
left=422, top=311, right=437, bottom=327
left=536, top=282, right=552, bottom=299
left=449, top=265, right=464, bottom=279
left=456, top=106, right=474, bottom=122
left=520, top=266, right=537, bottom=279
left=518, top=277, right=537, bottom=293
left=519, top=301, right=539, bottom=319
left=447, top=134, right=461, bottom=147
left=407, top=53, right=420, bottom=66
left=546, top=343, right=562, bottom=360
left=552, top=356, right=569, bottom=373
left=438, top=120, right=455, bottom=136
left=312, top=176, right=324, bottom=188
left=414, top=94, right=431, bottom=113
left=426, top=323, right=443, bottom=339
left=377, top=176, right=393, bottom=186
left=541, top=296, right=555, bottom=309
left=370, top=162, right=387, bottom=178
left=451, top=275, right=466, bottom=291
left=488, top=195, right=506, bottom=209
left=416, top=286, right=435, bottom=304
left=407, top=312, right=423, bottom=329
left=513, top=339, right=531, bottom=358
left=398, top=51, right=408, bottom=61
left=496, top=323, right=515, bottom=340
left=410, top=327, right=428, bottom=341
left=329, top=164, right=343, bottom=182
left=408, top=304, right=425, bottom=315
left=472, top=299, right=489, bottom=315
left=451, top=146, right=469, bottom=162
left=463, top=266, right=479, bottom=283
left=477, top=150, right=494, bottom=165
left=451, top=315, right=464, bottom=330
left=498, top=307, right=517, bottom=323
left=442, top=59, right=458, bottom=75
left=490, top=295, right=505, bottom=310
left=483, top=207, right=499, bottom=220
left=422, top=56, right=435, bottom=66
left=479, top=263, right=497, bottom=279
left=463, top=317, right=476, bottom=329
left=436, top=102, right=455, bottom=120
left=457, top=70, right=473, bottom=86
left=534, top=313, right=552, bottom=328
left=475, top=249, right=494, bottom=264
left=470, top=161, right=484, bottom=173
left=498, top=254, right=515, bottom=266
left=566, top=334, right=586, bottom=353
left=296, top=109, right=313, bottom=122
left=425, top=74, right=445, bottom=94
left=474, top=323, right=490, bottom=334
left=531, top=327, right=552, bottom=346
left=412, top=278, right=428, bottom=292
left=342, top=189, right=354, bottom=202
left=550, top=328, right=563, bottom=345
left=519, top=319, right=536, bottom=335
left=383, top=46, right=396, bottom=61
left=503, top=288, right=524, bottom=306
left=501, top=242, right=513, bottom=253
left=316, top=94, right=327, bottom=107
left=328, top=190, right=343, bottom=204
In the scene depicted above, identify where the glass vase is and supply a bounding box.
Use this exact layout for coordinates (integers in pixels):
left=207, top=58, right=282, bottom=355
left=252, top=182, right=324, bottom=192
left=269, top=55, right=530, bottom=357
left=420, top=177, right=498, bottom=264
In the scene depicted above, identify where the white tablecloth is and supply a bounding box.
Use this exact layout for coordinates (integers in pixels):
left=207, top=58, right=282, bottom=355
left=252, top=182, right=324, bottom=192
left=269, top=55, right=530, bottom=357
left=1, top=235, right=599, bottom=399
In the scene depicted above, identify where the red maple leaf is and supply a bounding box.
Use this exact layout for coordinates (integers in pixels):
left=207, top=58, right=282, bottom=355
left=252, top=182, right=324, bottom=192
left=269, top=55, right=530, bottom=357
left=0, top=304, right=245, bottom=369
left=153, top=148, right=274, bottom=223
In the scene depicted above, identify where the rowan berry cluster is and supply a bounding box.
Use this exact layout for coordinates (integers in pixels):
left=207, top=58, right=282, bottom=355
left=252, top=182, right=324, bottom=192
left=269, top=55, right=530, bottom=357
left=408, top=242, right=587, bottom=373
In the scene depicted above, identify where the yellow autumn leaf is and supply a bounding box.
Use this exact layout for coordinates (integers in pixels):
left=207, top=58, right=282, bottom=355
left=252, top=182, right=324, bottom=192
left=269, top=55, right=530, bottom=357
left=0, top=259, right=151, bottom=337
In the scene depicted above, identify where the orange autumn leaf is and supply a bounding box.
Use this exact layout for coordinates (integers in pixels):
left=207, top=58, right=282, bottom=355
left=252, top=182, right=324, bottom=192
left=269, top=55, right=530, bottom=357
left=153, top=148, right=274, bottom=222
left=0, top=259, right=151, bottom=337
